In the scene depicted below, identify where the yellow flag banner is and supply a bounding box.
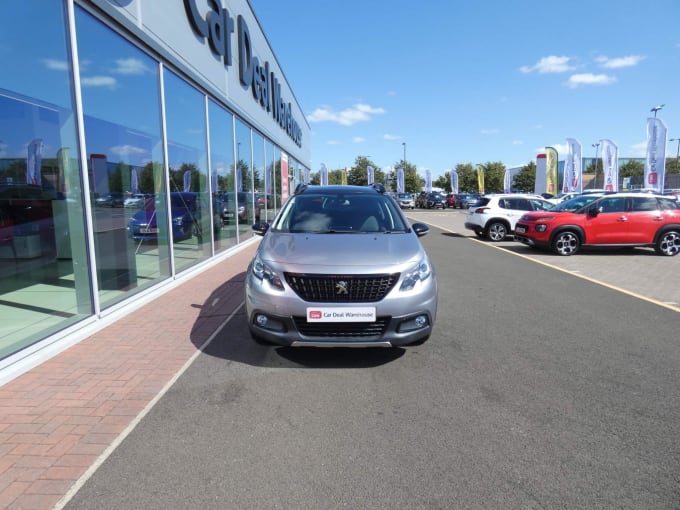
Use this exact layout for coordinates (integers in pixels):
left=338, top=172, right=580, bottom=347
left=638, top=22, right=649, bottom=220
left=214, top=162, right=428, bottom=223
left=477, top=165, right=485, bottom=194
left=545, top=146, right=558, bottom=195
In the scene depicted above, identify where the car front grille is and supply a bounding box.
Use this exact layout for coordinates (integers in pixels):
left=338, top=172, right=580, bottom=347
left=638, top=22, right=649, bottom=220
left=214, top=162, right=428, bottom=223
left=284, top=273, right=399, bottom=303
left=293, top=316, right=390, bottom=337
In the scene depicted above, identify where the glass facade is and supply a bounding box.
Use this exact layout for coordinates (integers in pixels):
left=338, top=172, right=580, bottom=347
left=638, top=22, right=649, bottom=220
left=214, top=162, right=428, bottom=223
left=0, top=1, right=309, bottom=364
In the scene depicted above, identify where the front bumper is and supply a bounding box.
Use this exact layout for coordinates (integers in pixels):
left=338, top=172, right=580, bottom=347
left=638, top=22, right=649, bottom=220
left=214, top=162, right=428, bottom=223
left=245, top=272, right=437, bottom=347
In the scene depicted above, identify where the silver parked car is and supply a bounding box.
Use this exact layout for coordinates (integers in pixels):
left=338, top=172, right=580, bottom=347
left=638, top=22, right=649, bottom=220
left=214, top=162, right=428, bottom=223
left=245, top=184, right=438, bottom=347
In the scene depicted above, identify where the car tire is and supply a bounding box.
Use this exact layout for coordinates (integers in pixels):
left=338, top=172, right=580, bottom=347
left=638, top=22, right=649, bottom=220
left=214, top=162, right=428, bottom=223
left=655, top=229, right=680, bottom=256
left=485, top=221, right=508, bottom=242
left=474, top=229, right=484, bottom=237
left=552, top=230, right=580, bottom=256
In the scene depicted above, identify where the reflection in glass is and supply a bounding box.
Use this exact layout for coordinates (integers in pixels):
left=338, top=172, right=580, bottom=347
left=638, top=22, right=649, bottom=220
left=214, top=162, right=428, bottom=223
left=264, top=140, right=278, bottom=221
left=163, top=70, right=211, bottom=272
left=235, top=120, right=255, bottom=241
left=208, top=100, right=237, bottom=253
left=76, top=7, right=168, bottom=308
left=0, top=2, right=92, bottom=359
left=252, top=131, right=265, bottom=223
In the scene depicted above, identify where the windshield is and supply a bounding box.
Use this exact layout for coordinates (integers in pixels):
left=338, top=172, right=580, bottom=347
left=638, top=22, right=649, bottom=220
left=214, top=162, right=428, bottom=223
left=550, top=194, right=602, bottom=212
left=273, top=192, right=409, bottom=233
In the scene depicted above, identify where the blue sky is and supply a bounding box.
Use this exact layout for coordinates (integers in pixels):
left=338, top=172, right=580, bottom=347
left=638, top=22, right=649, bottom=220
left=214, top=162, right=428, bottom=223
left=251, top=0, right=680, bottom=179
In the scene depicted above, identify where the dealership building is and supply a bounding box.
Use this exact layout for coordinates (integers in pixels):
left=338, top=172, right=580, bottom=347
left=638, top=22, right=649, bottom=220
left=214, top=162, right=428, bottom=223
left=0, top=1, right=310, bottom=382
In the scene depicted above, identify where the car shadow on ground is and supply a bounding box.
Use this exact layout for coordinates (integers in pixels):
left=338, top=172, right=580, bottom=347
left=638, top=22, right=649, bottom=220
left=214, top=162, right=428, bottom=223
left=189, top=273, right=406, bottom=369
left=500, top=243, right=659, bottom=257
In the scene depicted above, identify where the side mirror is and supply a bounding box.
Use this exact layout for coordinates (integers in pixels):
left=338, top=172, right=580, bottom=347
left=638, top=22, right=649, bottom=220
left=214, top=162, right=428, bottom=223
left=411, top=222, right=430, bottom=237
left=252, top=222, right=270, bottom=236
left=587, top=206, right=601, bottom=217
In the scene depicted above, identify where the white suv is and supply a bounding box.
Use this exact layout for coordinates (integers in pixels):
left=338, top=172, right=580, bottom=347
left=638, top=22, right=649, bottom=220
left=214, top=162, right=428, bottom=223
left=464, top=193, right=554, bottom=241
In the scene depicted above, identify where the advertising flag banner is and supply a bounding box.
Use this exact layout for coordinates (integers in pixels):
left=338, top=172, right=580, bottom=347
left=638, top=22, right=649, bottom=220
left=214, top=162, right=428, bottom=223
left=450, top=171, right=458, bottom=194
left=564, top=138, right=582, bottom=193
left=600, top=139, right=619, bottom=192
left=131, top=168, right=139, bottom=194
left=183, top=170, right=192, bottom=192
left=534, top=154, right=546, bottom=194
left=281, top=153, right=289, bottom=201
left=341, top=167, right=347, bottom=185
left=644, top=117, right=667, bottom=192
left=366, top=165, right=374, bottom=185
left=396, top=167, right=404, bottom=193
left=27, top=139, right=43, bottom=185
left=425, top=169, right=432, bottom=192
left=503, top=168, right=511, bottom=193
left=476, top=165, right=485, bottom=194
left=545, top=147, right=558, bottom=195
left=319, top=163, right=328, bottom=186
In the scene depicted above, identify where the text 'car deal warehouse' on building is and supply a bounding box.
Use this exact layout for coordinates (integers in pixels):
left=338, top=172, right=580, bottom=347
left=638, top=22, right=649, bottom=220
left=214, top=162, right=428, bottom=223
left=0, top=1, right=310, bottom=382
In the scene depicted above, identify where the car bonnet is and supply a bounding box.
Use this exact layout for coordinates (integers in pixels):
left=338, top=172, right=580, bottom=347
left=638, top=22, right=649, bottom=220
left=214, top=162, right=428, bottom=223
left=260, top=232, right=423, bottom=270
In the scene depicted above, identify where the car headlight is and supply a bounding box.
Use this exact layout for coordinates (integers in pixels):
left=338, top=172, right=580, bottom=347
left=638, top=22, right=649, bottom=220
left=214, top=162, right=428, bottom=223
left=400, top=257, right=431, bottom=291
left=252, top=255, right=284, bottom=290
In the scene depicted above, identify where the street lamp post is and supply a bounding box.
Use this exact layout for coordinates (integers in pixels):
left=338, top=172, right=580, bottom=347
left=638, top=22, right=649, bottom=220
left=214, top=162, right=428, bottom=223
left=592, top=143, right=600, bottom=188
left=651, top=104, right=664, bottom=117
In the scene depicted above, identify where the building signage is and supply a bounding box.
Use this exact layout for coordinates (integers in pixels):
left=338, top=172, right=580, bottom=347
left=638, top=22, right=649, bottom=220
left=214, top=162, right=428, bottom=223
left=184, top=0, right=303, bottom=148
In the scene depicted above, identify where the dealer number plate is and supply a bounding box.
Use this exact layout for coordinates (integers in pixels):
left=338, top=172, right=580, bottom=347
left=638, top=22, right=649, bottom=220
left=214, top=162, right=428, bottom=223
left=306, top=307, right=376, bottom=322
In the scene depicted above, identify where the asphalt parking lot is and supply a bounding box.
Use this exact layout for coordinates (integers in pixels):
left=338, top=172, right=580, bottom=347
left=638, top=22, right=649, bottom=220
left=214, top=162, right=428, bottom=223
left=405, top=208, right=680, bottom=311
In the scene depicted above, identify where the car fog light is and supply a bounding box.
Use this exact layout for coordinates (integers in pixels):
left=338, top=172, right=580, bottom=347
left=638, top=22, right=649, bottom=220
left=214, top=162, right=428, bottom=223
left=398, top=314, right=430, bottom=333
left=536, top=225, right=547, bottom=232
left=254, top=313, right=285, bottom=332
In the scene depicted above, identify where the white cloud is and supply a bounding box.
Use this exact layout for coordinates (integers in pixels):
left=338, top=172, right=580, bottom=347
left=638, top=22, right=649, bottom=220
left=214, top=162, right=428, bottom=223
left=566, top=73, right=616, bottom=88
left=81, top=76, right=117, bottom=88
left=307, top=103, right=385, bottom=125
left=481, top=128, right=499, bottom=135
left=595, top=55, right=645, bottom=69
left=512, top=140, right=523, bottom=145
left=383, top=134, right=401, bottom=140
left=630, top=141, right=647, bottom=157
left=114, top=58, right=150, bottom=75
left=352, top=137, right=366, bottom=143
left=110, top=144, right=148, bottom=157
left=42, top=59, right=68, bottom=71
left=326, top=140, right=341, bottom=145
left=520, top=56, right=575, bottom=74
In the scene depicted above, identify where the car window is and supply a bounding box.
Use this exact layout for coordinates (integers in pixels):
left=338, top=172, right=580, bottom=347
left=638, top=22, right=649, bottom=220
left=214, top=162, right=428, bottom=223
left=631, top=197, right=658, bottom=212
left=530, top=199, right=552, bottom=211
left=658, top=197, right=679, bottom=210
left=509, top=198, right=531, bottom=210
left=276, top=193, right=408, bottom=233
left=597, top=197, right=626, bottom=213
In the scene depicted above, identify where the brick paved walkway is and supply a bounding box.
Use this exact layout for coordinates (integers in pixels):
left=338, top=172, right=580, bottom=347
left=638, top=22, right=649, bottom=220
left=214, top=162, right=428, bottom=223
left=0, top=243, right=256, bottom=510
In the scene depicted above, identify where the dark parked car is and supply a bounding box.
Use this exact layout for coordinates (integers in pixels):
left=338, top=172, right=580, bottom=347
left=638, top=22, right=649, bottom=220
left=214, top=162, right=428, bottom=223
left=426, top=192, right=447, bottom=209
left=95, top=192, right=124, bottom=207
left=219, top=191, right=260, bottom=225
left=454, top=193, right=481, bottom=209
left=415, top=192, right=429, bottom=208
left=128, top=192, right=206, bottom=242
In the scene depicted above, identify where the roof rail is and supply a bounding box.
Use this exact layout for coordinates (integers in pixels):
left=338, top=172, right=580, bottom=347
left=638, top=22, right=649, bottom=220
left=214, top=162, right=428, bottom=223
left=294, top=183, right=308, bottom=195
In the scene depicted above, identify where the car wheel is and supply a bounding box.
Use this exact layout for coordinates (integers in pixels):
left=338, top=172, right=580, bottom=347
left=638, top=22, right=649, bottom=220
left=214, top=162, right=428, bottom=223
left=655, top=230, right=680, bottom=256
left=552, top=230, right=580, bottom=256
left=485, top=221, right=508, bottom=242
